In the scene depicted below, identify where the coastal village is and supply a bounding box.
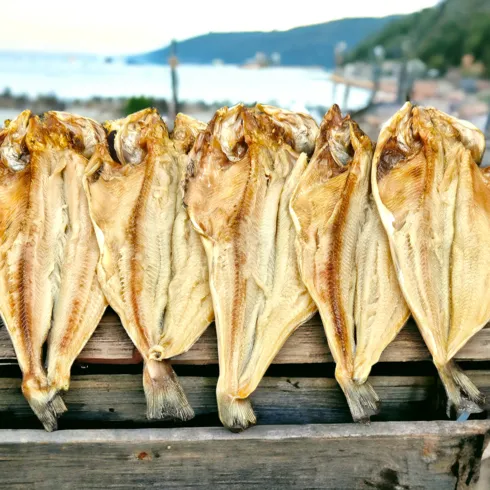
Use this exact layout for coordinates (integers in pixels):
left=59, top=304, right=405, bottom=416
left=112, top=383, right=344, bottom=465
left=337, top=53, right=490, bottom=142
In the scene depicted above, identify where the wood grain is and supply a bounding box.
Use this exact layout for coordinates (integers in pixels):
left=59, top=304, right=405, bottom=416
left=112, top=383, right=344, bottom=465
left=0, top=421, right=488, bottom=488
left=1, top=312, right=489, bottom=364
left=1, top=372, right=489, bottom=428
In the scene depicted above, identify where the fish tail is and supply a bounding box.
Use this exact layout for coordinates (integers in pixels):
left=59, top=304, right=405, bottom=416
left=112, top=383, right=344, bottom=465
left=22, top=376, right=67, bottom=432
left=143, top=359, right=194, bottom=421
left=336, top=371, right=380, bottom=423
left=436, top=360, right=485, bottom=418
left=216, top=389, right=257, bottom=432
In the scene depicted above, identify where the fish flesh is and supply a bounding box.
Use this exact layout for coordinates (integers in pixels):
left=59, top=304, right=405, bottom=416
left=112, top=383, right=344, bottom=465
left=0, top=111, right=69, bottom=430
left=149, top=113, right=213, bottom=360
left=372, top=103, right=489, bottom=416
left=84, top=108, right=193, bottom=421
left=290, top=105, right=409, bottom=422
left=185, top=104, right=317, bottom=431
left=45, top=112, right=108, bottom=405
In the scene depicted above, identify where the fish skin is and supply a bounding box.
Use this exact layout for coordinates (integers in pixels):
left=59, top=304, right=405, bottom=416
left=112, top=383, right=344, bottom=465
left=372, top=103, right=489, bottom=416
left=0, top=111, right=68, bottom=430
left=44, top=112, right=108, bottom=401
left=84, top=108, right=193, bottom=421
left=185, top=104, right=317, bottom=431
left=290, top=105, right=409, bottom=422
left=149, top=114, right=214, bottom=360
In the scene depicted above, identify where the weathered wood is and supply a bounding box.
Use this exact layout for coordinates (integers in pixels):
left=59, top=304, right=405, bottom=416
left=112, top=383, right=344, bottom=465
left=1, top=312, right=489, bottom=364
left=0, top=421, right=488, bottom=488
left=1, top=372, right=489, bottom=428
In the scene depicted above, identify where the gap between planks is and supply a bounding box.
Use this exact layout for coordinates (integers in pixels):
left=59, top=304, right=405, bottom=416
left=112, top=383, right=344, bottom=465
left=1, top=372, right=489, bottom=427
left=1, top=311, right=489, bottom=364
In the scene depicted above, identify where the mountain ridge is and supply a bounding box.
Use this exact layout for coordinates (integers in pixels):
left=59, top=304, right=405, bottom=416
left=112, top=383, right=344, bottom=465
left=127, top=16, right=400, bottom=67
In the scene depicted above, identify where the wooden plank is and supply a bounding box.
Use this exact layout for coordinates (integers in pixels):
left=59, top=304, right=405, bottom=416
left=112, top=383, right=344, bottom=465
left=1, top=311, right=490, bottom=364
left=0, top=421, right=488, bottom=488
left=1, top=372, right=489, bottom=428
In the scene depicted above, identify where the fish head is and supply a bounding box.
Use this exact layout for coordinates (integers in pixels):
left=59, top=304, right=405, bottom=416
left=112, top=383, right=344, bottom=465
left=425, top=107, right=485, bottom=165
left=373, top=103, right=442, bottom=229
left=290, top=105, right=372, bottom=241
left=184, top=105, right=251, bottom=240
left=104, top=108, right=169, bottom=166
left=209, top=104, right=247, bottom=162
left=171, top=113, right=206, bottom=155
left=374, top=102, right=486, bottom=232
left=310, top=104, right=372, bottom=178
left=185, top=103, right=318, bottom=241
left=47, top=111, right=106, bottom=160
left=0, top=110, right=32, bottom=171
left=255, top=104, right=319, bottom=156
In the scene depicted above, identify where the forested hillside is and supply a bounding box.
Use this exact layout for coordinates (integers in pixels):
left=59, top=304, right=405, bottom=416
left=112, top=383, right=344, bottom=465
left=349, top=0, right=490, bottom=75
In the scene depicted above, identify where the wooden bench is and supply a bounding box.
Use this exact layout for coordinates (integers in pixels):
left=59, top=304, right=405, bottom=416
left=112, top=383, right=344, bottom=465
left=1, top=311, right=489, bottom=488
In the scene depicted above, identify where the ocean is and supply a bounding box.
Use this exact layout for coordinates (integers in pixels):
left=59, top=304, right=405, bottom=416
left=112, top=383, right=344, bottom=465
left=0, top=54, right=371, bottom=114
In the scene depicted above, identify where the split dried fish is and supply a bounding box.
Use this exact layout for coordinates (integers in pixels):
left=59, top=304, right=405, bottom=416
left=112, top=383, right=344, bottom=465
left=149, top=114, right=213, bottom=360
left=290, top=105, right=409, bottom=422
left=84, top=108, right=193, bottom=421
left=185, top=104, right=317, bottom=431
left=0, top=110, right=63, bottom=430
left=0, top=111, right=106, bottom=430
left=372, top=103, right=489, bottom=416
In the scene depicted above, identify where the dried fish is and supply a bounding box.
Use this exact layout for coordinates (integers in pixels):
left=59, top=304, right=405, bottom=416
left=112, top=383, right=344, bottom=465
left=290, top=105, right=409, bottom=422
left=84, top=109, right=193, bottom=421
left=185, top=104, right=317, bottom=430
left=372, top=103, right=489, bottom=416
left=0, top=111, right=108, bottom=430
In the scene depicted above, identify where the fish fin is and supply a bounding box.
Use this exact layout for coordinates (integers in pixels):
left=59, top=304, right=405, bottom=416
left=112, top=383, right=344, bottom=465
left=22, top=379, right=67, bottom=432
left=436, top=361, right=485, bottom=418
left=143, top=359, right=194, bottom=421
left=216, top=391, right=257, bottom=432
left=353, top=357, right=373, bottom=385
left=336, top=372, right=380, bottom=423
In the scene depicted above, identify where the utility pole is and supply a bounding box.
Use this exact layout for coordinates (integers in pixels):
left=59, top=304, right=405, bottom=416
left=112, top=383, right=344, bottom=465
left=169, top=39, right=180, bottom=121
left=333, top=41, right=347, bottom=106
left=368, top=45, right=385, bottom=107
left=397, top=39, right=412, bottom=104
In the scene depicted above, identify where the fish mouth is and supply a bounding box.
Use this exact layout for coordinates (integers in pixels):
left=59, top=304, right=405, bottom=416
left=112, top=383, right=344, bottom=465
left=106, top=129, right=121, bottom=164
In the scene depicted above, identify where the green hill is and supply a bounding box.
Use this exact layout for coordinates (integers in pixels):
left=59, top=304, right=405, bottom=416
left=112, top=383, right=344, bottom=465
left=348, top=0, right=490, bottom=75
left=127, top=16, right=399, bottom=68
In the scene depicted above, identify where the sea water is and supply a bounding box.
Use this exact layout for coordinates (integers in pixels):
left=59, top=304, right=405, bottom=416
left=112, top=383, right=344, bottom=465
left=0, top=54, right=371, bottom=113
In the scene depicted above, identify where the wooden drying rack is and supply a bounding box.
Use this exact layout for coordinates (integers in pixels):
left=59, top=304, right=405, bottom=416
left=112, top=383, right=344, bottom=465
left=0, top=310, right=489, bottom=488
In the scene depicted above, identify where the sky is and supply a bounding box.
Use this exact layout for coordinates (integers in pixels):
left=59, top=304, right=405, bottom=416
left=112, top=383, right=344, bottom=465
left=2, top=0, right=440, bottom=55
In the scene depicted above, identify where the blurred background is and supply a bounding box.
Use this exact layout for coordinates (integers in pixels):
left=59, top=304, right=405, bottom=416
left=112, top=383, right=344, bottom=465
left=1, top=0, right=490, bottom=162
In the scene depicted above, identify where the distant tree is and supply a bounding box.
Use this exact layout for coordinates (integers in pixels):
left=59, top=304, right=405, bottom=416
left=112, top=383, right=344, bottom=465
left=123, top=96, right=169, bottom=116
left=124, top=96, right=155, bottom=116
